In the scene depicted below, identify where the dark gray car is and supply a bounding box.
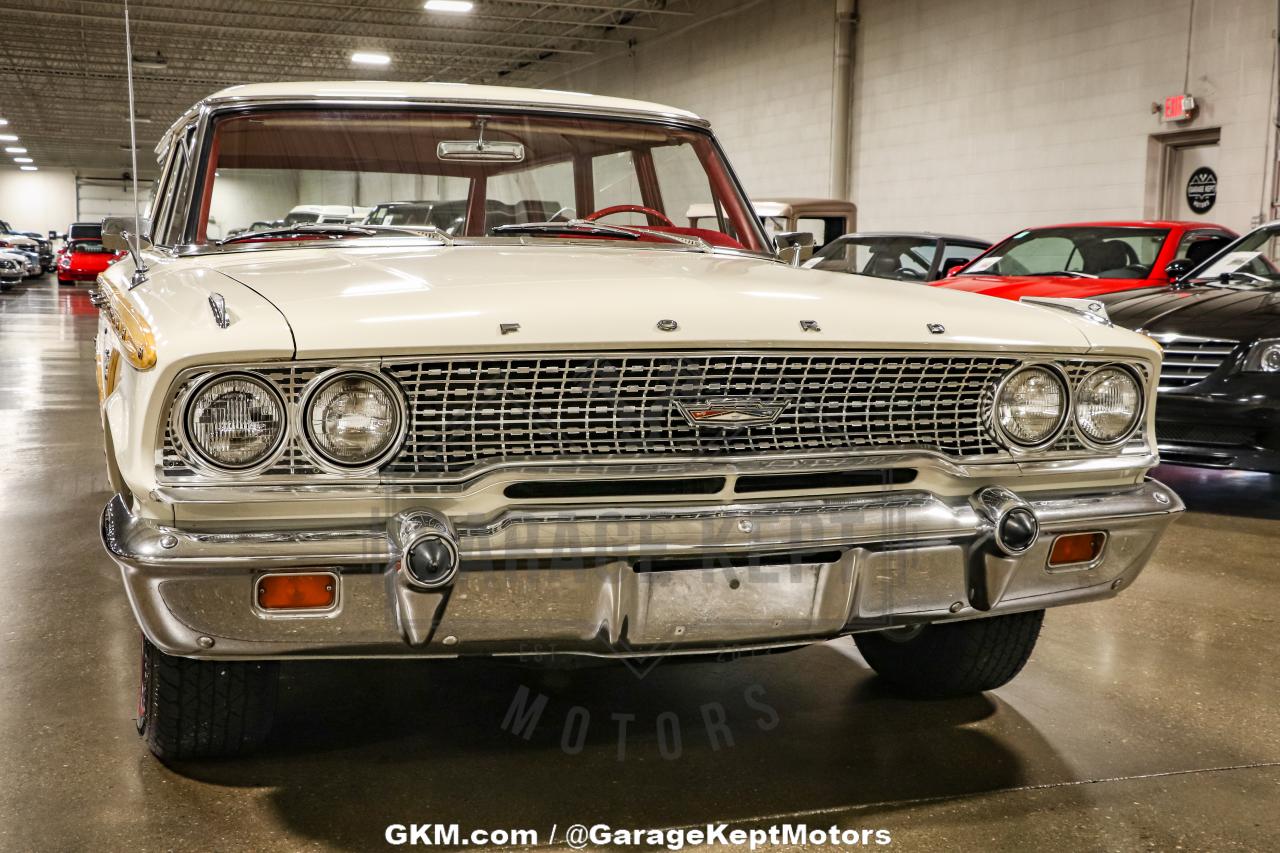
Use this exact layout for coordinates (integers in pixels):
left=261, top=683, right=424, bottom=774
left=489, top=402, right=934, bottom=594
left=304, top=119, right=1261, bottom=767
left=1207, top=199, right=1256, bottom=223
left=805, top=231, right=991, bottom=282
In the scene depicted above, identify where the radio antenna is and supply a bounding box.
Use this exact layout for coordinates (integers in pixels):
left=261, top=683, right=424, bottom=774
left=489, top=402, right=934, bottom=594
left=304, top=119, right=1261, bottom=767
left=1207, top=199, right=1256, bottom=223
left=123, top=0, right=148, bottom=286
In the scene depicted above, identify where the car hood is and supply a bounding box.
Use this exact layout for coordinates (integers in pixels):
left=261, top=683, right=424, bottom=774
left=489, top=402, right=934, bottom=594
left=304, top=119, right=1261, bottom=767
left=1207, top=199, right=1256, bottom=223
left=1097, top=284, right=1280, bottom=341
left=176, top=243, right=1144, bottom=358
left=934, top=274, right=1157, bottom=300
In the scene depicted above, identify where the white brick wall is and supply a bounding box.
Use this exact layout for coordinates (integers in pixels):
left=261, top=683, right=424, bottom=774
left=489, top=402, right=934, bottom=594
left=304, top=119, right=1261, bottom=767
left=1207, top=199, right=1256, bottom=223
left=549, top=0, right=1276, bottom=240
left=552, top=0, right=838, bottom=199
left=850, top=0, right=1276, bottom=238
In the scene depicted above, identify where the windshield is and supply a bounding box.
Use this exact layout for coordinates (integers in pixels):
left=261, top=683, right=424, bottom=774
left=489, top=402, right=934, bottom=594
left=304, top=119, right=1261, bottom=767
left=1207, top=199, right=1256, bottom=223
left=808, top=236, right=938, bottom=281
left=961, top=226, right=1169, bottom=279
left=194, top=109, right=767, bottom=252
left=1188, top=226, right=1280, bottom=284
left=70, top=241, right=111, bottom=254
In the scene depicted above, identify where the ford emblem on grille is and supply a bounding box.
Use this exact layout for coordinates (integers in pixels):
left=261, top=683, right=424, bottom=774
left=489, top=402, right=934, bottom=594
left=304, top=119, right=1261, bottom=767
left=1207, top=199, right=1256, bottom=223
left=674, top=398, right=790, bottom=428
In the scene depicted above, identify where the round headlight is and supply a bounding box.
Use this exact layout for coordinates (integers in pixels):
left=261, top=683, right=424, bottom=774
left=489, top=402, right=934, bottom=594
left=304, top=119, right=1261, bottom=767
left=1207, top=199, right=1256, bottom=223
left=303, top=371, right=404, bottom=468
left=995, top=365, right=1068, bottom=447
left=1075, top=366, right=1141, bottom=445
left=184, top=374, right=286, bottom=470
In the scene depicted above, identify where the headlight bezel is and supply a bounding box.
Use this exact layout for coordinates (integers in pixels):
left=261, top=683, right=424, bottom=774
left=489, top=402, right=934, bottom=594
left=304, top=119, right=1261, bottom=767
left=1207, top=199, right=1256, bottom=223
left=991, top=362, right=1072, bottom=451
left=1244, top=338, right=1280, bottom=373
left=1072, top=363, right=1145, bottom=449
left=178, top=371, right=290, bottom=474
left=299, top=368, right=407, bottom=473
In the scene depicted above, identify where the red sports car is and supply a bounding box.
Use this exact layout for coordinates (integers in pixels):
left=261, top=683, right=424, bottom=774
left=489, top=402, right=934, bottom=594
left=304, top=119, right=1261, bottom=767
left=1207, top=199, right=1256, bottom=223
left=932, top=221, right=1236, bottom=300
left=56, top=239, right=125, bottom=285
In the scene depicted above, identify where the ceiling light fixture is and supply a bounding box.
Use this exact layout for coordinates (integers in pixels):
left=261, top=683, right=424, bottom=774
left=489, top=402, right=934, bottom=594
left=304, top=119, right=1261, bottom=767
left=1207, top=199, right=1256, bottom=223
left=424, top=0, right=474, bottom=11
left=0, top=134, right=17, bottom=142
left=13, top=157, right=32, bottom=163
left=19, top=166, right=36, bottom=171
left=351, top=51, right=391, bottom=66
left=0, top=119, right=8, bottom=126
left=4, top=147, right=25, bottom=154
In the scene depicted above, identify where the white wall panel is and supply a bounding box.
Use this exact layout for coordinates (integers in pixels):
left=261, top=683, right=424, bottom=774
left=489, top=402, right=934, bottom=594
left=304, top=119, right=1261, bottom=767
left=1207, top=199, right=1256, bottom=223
left=0, top=167, right=78, bottom=236
left=849, top=0, right=1276, bottom=238
left=554, top=0, right=839, bottom=201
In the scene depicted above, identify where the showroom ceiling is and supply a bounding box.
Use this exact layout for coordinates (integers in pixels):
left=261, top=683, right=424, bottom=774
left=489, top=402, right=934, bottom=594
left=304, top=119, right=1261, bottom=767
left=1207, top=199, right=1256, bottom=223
left=0, top=0, right=703, bottom=173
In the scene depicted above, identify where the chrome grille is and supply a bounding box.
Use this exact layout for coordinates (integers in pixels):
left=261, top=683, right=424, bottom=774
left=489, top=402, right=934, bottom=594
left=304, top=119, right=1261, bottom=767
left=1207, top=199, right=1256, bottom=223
left=383, top=352, right=1019, bottom=474
left=159, top=351, right=1152, bottom=480
left=1154, top=336, right=1238, bottom=389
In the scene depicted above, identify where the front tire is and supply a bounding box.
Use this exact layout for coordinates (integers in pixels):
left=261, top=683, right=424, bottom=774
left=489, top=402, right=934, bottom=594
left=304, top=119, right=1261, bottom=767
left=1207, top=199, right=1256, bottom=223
left=137, top=636, right=279, bottom=760
left=57, top=275, right=71, bottom=286
left=853, top=610, right=1044, bottom=699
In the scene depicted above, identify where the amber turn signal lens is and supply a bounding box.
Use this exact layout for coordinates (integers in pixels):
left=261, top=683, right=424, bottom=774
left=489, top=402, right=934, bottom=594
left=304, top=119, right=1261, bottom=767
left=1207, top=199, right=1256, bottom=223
left=1048, top=532, right=1105, bottom=567
left=256, top=573, right=336, bottom=610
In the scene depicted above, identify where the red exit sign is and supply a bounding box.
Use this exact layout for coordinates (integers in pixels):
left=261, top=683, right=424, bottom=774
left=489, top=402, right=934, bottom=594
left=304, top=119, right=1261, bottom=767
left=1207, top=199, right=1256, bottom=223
left=1163, top=94, right=1196, bottom=122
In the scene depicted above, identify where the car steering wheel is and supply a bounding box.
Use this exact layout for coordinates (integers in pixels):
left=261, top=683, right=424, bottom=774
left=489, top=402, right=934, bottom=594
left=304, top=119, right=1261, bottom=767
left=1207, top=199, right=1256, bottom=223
left=583, top=204, right=674, bottom=227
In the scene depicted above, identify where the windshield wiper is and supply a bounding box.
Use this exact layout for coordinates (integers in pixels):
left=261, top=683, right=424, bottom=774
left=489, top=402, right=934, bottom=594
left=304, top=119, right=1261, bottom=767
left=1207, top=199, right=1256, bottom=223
left=215, top=222, right=455, bottom=246
left=492, top=220, right=712, bottom=251
left=1216, top=270, right=1273, bottom=285
left=1026, top=270, right=1098, bottom=279
left=217, top=223, right=378, bottom=245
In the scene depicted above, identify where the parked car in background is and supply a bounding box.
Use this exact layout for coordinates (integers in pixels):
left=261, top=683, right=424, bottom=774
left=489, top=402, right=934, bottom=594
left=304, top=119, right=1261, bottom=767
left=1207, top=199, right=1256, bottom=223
left=1096, top=220, right=1280, bottom=473
left=67, top=221, right=103, bottom=242
left=688, top=198, right=857, bottom=253
left=0, top=220, right=53, bottom=273
left=0, top=236, right=41, bottom=276
left=284, top=204, right=371, bottom=226
left=933, top=221, right=1236, bottom=301
left=21, top=232, right=55, bottom=272
left=96, top=81, right=1180, bottom=760
left=56, top=239, right=125, bottom=286
left=0, top=251, right=24, bottom=289
left=804, top=231, right=990, bottom=282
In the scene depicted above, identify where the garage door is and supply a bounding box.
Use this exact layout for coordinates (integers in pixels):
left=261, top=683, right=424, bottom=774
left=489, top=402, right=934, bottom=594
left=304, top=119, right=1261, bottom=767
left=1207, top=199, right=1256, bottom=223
left=76, top=176, right=155, bottom=223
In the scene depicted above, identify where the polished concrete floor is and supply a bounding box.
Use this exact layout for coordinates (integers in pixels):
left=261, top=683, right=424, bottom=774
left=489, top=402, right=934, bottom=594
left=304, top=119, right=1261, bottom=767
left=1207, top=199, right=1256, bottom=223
left=0, top=274, right=1277, bottom=852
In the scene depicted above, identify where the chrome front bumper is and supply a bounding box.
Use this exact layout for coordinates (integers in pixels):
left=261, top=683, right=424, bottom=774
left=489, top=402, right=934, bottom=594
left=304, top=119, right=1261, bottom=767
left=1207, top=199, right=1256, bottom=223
left=102, top=481, right=1183, bottom=660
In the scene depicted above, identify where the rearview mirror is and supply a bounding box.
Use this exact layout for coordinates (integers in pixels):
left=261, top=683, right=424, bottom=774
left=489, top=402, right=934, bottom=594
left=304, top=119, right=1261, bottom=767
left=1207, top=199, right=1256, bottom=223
left=437, top=140, right=525, bottom=162
left=774, top=231, right=815, bottom=267
left=1164, top=258, right=1194, bottom=281
left=101, top=216, right=152, bottom=253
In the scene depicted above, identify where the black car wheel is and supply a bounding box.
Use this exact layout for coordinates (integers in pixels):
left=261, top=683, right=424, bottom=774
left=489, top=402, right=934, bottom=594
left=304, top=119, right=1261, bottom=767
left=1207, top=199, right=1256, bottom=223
left=853, top=610, right=1044, bottom=698
left=137, top=635, right=280, bottom=760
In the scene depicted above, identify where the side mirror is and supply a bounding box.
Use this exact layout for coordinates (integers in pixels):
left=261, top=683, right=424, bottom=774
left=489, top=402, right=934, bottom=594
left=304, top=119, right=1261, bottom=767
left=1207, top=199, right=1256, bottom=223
left=47, top=230, right=57, bottom=241
left=101, top=216, right=153, bottom=288
left=1164, top=258, right=1194, bottom=282
left=945, top=264, right=966, bottom=278
left=101, top=216, right=152, bottom=253
left=774, top=231, right=815, bottom=267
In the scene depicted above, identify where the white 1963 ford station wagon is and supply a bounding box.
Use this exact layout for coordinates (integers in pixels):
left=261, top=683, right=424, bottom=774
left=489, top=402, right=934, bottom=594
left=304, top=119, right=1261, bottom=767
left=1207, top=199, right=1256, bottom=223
left=93, top=81, right=1182, bottom=759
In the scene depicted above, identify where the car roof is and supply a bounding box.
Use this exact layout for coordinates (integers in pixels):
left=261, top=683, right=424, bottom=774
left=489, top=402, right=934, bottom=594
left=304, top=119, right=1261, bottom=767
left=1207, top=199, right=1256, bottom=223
left=154, top=81, right=705, bottom=157
left=1015, top=220, right=1229, bottom=230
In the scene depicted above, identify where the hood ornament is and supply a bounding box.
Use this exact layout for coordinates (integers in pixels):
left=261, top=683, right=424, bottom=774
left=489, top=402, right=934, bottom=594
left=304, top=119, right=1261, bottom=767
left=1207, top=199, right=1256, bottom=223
left=674, top=398, right=789, bottom=428
left=927, top=323, right=945, bottom=335
left=208, top=293, right=229, bottom=329
left=656, top=319, right=678, bottom=332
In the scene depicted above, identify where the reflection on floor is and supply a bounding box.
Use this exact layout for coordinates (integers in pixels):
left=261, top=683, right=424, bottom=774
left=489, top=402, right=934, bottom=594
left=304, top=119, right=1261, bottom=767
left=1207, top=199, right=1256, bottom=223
left=0, top=275, right=1276, bottom=851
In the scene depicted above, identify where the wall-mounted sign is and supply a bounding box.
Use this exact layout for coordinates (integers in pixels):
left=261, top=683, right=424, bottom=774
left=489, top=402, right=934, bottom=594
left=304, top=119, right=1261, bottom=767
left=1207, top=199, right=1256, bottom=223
left=1162, top=94, right=1196, bottom=122
left=1186, top=166, right=1217, bottom=214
